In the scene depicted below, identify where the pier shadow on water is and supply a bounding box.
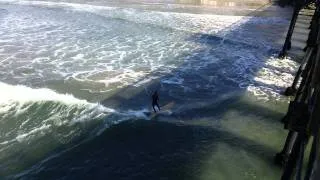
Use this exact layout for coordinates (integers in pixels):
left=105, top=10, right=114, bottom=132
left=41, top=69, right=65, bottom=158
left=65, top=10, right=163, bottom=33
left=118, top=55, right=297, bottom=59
left=20, top=119, right=281, bottom=180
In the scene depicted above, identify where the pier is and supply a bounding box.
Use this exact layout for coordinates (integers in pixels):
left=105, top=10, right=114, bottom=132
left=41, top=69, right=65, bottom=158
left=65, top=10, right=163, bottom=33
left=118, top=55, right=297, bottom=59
left=275, top=0, right=320, bottom=179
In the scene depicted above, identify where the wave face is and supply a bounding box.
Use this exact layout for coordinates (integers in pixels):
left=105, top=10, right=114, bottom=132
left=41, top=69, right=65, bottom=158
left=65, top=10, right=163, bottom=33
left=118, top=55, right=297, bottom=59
left=0, top=82, right=149, bottom=177
left=0, top=81, right=113, bottom=144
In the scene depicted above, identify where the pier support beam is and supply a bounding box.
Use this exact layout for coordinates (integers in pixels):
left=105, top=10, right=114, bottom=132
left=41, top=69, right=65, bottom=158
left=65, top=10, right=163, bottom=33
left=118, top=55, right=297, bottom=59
left=279, top=6, right=301, bottom=58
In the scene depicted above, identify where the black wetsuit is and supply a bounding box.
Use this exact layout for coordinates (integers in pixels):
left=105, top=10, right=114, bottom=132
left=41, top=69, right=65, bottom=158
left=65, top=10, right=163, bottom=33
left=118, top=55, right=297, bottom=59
left=152, top=91, right=160, bottom=113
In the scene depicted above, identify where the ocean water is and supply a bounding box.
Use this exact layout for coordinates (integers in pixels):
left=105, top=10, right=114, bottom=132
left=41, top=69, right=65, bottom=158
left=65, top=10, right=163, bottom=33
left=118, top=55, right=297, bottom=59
left=0, top=0, right=299, bottom=179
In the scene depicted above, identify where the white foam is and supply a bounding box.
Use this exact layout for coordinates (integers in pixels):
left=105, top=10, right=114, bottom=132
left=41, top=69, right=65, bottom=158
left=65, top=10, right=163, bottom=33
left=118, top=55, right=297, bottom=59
left=97, top=70, right=147, bottom=88
left=126, top=108, right=149, bottom=119
left=16, top=124, right=52, bottom=142
left=0, top=82, right=120, bottom=121
left=0, top=140, right=9, bottom=145
left=0, top=82, right=91, bottom=105
left=246, top=56, right=299, bottom=101
left=0, top=0, right=247, bottom=35
left=72, top=53, right=85, bottom=60
left=0, top=0, right=117, bottom=11
left=161, top=76, right=184, bottom=85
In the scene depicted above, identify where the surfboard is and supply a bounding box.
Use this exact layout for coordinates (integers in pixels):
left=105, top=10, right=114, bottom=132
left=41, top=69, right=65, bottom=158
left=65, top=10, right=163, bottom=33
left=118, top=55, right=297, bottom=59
left=159, top=101, right=175, bottom=113
left=145, top=101, right=175, bottom=119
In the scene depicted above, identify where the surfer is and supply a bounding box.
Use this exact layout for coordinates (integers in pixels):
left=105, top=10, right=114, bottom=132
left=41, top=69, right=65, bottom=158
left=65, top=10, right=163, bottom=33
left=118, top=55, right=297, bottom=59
left=152, top=90, right=160, bottom=113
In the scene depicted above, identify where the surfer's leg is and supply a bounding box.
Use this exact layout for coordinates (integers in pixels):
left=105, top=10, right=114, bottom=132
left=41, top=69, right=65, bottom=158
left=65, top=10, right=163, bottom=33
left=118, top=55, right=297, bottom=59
left=152, top=103, right=157, bottom=112
left=156, top=103, right=160, bottom=111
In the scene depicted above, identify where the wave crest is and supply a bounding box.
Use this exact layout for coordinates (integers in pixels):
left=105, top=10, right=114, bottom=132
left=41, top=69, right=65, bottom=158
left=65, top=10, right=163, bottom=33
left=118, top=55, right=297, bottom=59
left=0, top=82, right=115, bottom=145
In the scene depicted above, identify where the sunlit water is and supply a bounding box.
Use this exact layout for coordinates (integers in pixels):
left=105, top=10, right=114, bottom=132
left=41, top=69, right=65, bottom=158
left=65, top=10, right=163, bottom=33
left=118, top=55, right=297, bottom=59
left=0, top=0, right=298, bottom=179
